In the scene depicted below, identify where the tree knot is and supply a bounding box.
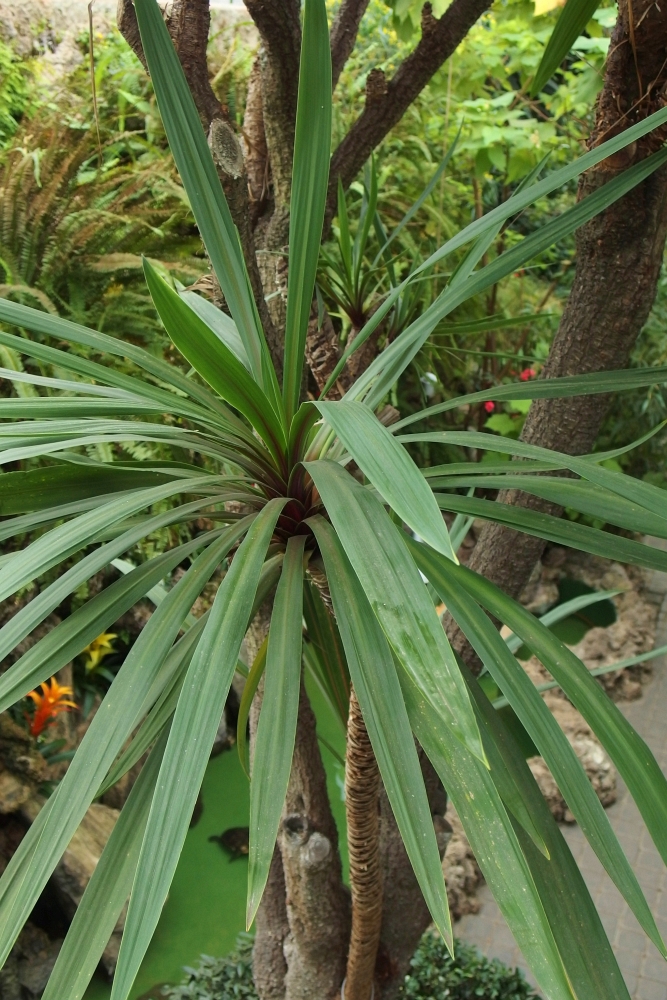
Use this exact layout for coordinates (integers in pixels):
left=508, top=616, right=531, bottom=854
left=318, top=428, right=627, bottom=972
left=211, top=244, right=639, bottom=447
left=208, top=118, right=245, bottom=179
left=365, top=69, right=388, bottom=105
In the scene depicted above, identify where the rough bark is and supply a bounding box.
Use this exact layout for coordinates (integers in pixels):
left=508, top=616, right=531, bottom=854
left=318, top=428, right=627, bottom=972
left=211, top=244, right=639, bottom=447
left=279, top=683, right=350, bottom=1000
left=446, top=0, right=667, bottom=667
left=243, top=57, right=270, bottom=217
left=376, top=750, right=451, bottom=1000
left=245, top=0, right=301, bottom=223
left=344, top=689, right=382, bottom=1000
left=330, top=0, right=371, bottom=90
left=327, top=0, right=491, bottom=221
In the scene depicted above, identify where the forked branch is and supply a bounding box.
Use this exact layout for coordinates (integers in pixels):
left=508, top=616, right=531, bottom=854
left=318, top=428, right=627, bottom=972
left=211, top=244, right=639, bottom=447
left=327, top=0, right=491, bottom=219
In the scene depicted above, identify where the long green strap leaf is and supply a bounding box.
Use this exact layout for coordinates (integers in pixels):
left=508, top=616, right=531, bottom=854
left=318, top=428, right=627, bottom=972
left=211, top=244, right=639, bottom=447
left=311, top=516, right=453, bottom=946
left=411, top=540, right=665, bottom=956
left=0, top=299, right=228, bottom=417
left=0, top=500, right=223, bottom=666
left=431, top=474, right=667, bottom=539
left=352, top=147, right=667, bottom=407
left=144, top=260, right=286, bottom=464
left=0, top=465, right=185, bottom=516
left=0, top=524, right=249, bottom=965
left=0, top=477, right=221, bottom=604
left=305, top=460, right=484, bottom=763
left=455, top=560, right=667, bottom=878
left=316, top=400, right=457, bottom=561
left=283, top=0, right=332, bottom=422
left=399, top=668, right=576, bottom=1000
left=302, top=578, right=350, bottom=727
left=466, top=668, right=632, bottom=1000
left=111, top=499, right=285, bottom=1000
left=321, top=105, right=667, bottom=399
left=247, top=535, right=305, bottom=926
left=133, top=0, right=281, bottom=415
left=531, top=0, right=601, bottom=96
left=180, top=289, right=250, bottom=370
left=41, top=728, right=170, bottom=1000
left=433, top=493, right=667, bottom=574
left=395, top=365, right=667, bottom=431
left=0, top=534, right=214, bottom=715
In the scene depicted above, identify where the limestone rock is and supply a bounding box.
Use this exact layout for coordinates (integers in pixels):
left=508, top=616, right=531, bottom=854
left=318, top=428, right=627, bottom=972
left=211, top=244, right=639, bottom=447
left=21, top=797, right=122, bottom=974
left=0, top=923, right=62, bottom=999
left=0, top=716, right=47, bottom=814
left=442, top=804, right=482, bottom=921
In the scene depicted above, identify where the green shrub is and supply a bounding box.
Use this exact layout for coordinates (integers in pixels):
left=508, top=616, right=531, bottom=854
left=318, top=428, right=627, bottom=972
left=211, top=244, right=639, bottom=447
left=400, top=935, right=539, bottom=1000
left=163, top=933, right=538, bottom=1000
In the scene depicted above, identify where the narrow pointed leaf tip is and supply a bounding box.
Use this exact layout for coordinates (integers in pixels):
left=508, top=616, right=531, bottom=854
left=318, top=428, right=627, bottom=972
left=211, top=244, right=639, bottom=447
left=283, top=0, right=332, bottom=423
left=316, top=400, right=457, bottom=562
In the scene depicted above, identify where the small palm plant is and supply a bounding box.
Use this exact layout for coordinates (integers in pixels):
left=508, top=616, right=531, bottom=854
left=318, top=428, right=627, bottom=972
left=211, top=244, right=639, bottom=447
left=1, top=1, right=667, bottom=998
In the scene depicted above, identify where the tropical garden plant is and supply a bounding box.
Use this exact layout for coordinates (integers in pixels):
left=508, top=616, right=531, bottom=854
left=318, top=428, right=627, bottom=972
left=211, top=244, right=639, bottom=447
left=1, top=1, right=667, bottom=999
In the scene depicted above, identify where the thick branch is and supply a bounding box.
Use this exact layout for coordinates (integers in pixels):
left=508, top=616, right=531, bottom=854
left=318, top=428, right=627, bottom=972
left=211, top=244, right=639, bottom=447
left=446, top=0, right=667, bottom=668
left=330, top=0, right=371, bottom=89
left=327, top=0, right=490, bottom=218
left=245, top=0, right=301, bottom=221
left=344, top=689, right=382, bottom=1000
left=279, top=682, right=350, bottom=1000
left=116, top=0, right=278, bottom=361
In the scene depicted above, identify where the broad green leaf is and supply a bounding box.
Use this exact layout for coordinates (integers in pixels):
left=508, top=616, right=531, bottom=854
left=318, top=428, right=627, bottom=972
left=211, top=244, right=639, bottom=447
left=395, top=365, right=667, bottom=431
left=532, top=0, right=601, bottom=96
left=433, top=492, right=667, bottom=574
left=411, top=539, right=665, bottom=956
left=305, top=460, right=484, bottom=762
left=132, top=0, right=282, bottom=414
left=41, top=729, right=170, bottom=1000
left=0, top=494, right=132, bottom=541
left=430, top=474, right=667, bottom=539
left=0, top=464, right=184, bottom=515
left=0, top=501, right=224, bottom=664
left=283, top=0, right=332, bottom=423
left=399, top=668, right=575, bottom=1000
left=316, top=400, right=457, bottom=561
left=0, top=525, right=248, bottom=965
left=180, top=289, right=250, bottom=369
left=0, top=477, right=222, bottom=604
left=303, top=578, right=350, bottom=727
left=456, top=561, right=667, bottom=878
left=0, top=534, right=215, bottom=715
left=144, top=260, right=287, bottom=464
left=311, top=516, right=453, bottom=946
left=247, top=535, right=306, bottom=925
left=111, top=499, right=285, bottom=1000
left=466, top=667, right=632, bottom=1000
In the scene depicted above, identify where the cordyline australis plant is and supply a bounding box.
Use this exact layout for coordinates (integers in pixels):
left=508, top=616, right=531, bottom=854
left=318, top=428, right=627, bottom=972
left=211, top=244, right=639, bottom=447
left=1, top=1, right=667, bottom=998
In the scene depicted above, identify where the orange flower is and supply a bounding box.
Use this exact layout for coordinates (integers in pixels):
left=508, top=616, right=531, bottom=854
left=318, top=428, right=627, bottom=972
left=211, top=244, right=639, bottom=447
left=26, top=678, right=78, bottom=738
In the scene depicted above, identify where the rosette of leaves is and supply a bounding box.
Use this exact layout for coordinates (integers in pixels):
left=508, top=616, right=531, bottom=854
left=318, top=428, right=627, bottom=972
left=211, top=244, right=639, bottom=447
left=1, top=1, right=667, bottom=998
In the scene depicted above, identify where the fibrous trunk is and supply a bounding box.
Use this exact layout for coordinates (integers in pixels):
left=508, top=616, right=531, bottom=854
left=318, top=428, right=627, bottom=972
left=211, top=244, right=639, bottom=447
left=344, top=688, right=383, bottom=1000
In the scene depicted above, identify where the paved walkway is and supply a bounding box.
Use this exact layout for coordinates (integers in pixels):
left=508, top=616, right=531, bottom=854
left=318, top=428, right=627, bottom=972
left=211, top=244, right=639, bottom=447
left=457, top=563, right=667, bottom=1000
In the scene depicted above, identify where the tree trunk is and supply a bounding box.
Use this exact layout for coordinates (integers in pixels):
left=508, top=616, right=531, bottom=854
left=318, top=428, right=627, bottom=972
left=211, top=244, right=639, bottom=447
left=375, top=751, right=451, bottom=1000
left=279, top=683, right=350, bottom=1000
left=446, top=0, right=667, bottom=668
